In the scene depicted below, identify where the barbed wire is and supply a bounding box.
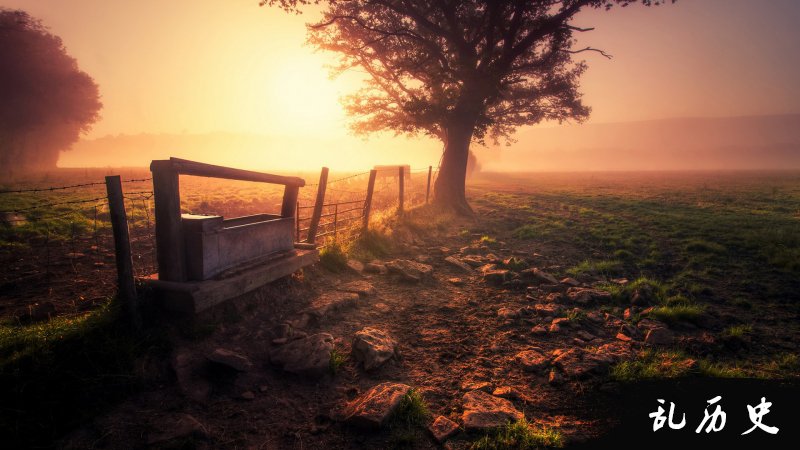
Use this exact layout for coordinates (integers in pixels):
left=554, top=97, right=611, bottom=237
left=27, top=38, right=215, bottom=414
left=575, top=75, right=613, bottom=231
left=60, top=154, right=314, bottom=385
left=0, top=177, right=152, bottom=195
left=307, top=171, right=370, bottom=187
left=0, top=197, right=108, bottom=214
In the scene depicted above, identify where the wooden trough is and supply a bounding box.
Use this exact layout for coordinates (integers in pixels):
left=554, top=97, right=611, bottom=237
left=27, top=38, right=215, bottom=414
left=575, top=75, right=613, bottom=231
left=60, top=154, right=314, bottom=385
left=139, top=157, right=318, bottom=314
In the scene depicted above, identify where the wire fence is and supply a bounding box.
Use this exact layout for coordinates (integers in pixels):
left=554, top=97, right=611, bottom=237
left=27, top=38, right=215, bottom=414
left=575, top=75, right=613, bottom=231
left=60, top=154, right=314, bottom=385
left=0, top=164, right=439, bottom=320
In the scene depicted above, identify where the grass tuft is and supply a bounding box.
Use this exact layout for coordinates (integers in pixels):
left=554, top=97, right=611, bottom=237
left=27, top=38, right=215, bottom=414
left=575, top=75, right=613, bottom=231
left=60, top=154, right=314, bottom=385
left=649, top=304, right=705, bottom=325
left=329, top=348, right=347, bottom=375
left=319, top=241, right=349, bottom=272
left=470, top=418, right=563, bottom=450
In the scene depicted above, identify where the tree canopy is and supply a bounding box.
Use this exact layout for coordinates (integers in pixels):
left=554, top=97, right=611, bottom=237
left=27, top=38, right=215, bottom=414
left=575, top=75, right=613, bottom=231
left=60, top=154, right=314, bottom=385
left=0, top=9, right=102, bottom=175
left=265, top=0, right=671, bottom=212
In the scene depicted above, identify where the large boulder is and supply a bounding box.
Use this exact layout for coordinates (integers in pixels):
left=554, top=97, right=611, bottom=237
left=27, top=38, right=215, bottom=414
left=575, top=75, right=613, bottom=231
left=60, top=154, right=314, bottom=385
left=340, top=382, right=412, bottom=428
left=269, top=333, right=335, bottom=378
left=352, top=327, right=398, bottom=370
left=461, top=390, right=524, bottom=431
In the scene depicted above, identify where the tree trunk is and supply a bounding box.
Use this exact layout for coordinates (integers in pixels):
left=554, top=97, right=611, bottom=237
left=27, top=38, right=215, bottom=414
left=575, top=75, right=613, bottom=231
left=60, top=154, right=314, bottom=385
left=433, top=121, right=475, bottom=215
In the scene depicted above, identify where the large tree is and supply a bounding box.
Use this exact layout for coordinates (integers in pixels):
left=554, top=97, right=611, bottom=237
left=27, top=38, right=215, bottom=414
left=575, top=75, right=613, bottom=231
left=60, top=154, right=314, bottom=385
left=266, top=0, right=670, bottom=213
left=0, top=9, right=101, bottom=176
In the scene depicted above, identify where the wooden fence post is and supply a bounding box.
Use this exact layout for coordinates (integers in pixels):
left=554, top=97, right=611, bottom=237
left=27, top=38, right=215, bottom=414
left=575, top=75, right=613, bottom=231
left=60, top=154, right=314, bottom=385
left=398, top=166, right=405, bottom=214
left=306, top=167, right=329, bottom=244
left=295, top=201, right=300, bottom=241
left=362, top=169, right=377, bottom=232
left=105, top=175, right=141, bottom=330
left=333, top=204, right=339, bottom=242
left=150, top=160, right=186, bottom=282
left=426, top=165, right=432, bottom=204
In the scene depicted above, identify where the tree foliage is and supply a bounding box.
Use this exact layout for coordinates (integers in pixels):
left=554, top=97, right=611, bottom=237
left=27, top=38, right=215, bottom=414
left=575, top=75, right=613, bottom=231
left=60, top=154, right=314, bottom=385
left=264, top=0, right=671, bottom=212
left=0, top=9, right=102, bottom=175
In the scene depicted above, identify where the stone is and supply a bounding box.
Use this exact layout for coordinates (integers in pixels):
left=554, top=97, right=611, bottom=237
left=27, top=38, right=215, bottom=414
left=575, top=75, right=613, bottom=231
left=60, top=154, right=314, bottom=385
left=502, top=257, right=528, bottom=270
left=566, top=287, right=612, bottom=305
left=645, top=327, right=675, bottom=346
left=560, top=277, right=581, bottom=287
left=544, top=292, right=565, bottom=304
left=240, top=390, right=255, bottom=400
left=623, top=308, right=634, bottom=320
left=461, top=381, right=493, bottom=392
left=269, top=333, right=335, bottom=378
left=576, top=331, right=596, bottom=341
left=615, top=332, right=633, bottom=342
left=172, top=351, right=211, bottom=403
left=207, top=348, right=253, bottom=372
left=631, top=286, right=657, bottom=306
left=520, top=268, right=558, bottom=285
left=515, top=349, right=549, bottom=372
left=346, top=259, right=365, bottom=273
left=302, top=292, right=360, bottom=320
left=340, top=382, right=412, bottom=428
left=548, top=369, right=565, bottom=385
left=552, top=348, right=609, bottom=379
left=147, top=414, right=207, bottom=445
left=447, top=277, right=465, bottom=286
left=461, top=255, right=485, bottom=267
left=461, top=390, right=524, bottom=431
left=429, top=415, right=459, bottom=443
left=364, top=261, right=388, bottom=274
left=492, top=386, right=522, bottom=400
left=611, top=278, right=629, bottom=285
left=351, top=327, right=398, bottom=370
left=386, top=259, right=434, bottom=282
left=483, top=269, right=510, bottom=285
left=497, top=307, right=519, bottom=320
left=445, top=255, right=474, bottom=273
left=531, top=325, right=548, bottom=335
left=338, top=280, right=377, bottom=297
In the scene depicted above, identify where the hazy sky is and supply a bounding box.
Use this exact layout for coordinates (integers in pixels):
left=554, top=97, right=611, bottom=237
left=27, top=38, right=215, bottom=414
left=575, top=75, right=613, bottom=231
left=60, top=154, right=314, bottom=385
left=3, top=0, right=800, bottom=170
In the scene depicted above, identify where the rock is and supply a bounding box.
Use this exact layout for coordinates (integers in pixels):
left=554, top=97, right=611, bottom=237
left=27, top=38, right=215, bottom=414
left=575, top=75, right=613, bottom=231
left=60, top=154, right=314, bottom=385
left=566, top=287, right=612, bottom=305
left=240, top=390, right=255, bottom=400
left=637, top=318, right=666, bottom=331
left=269, top=333, right=335, bottom=378
left=610, top=278, right=629, bottom=285
left=492, top=386, right=522, bottom=400
left=531, top=325, right=548, bottom=335
left=576, top=331, right=596, bottom=341
left=616, top=332, right=633, bottom=342
left=340, top=382, right=411, bottom=428
left=352, top=327, right=398, bottom=370
left=485, top=253, right=502, bottom=264
left=645, top=327, right=674, bottom=346
left=483, top=269, right=510, bottom=285
left=548, top=369, right=565, bottom=385
left=302, top=292, right=361, bottom=321
left=623, top=307, right=634, bottom=320
left=461, top=381, right=493, bottom=392
left=445, top=256, right=474, bottom=273
left=502, top=257, right=528, bottom=271
left=631, top=286, right=657, bottom=306
left=172, top=351, right=211, bottom=403
left=447, top=277, right=465, bottom=286
left=386, top=259, right=434, bottom=282
left=520, top=268, right=558, bottom=285
left=364, top=261, right=388, bottom=274
left=346, top=259, right=365, bottom=273
left=269, top=323, right=293, bottom=340
left=461, top=390, right=524, bottom=431
left=429, top=415, right=459, bottom=443
left=207, top=348, right=253, bottom=372
left=552, top=348, right=610, bottom=379
left=147, top=414, right=207, bottom=445
left=338, top=280, right=377, bottom=297
left=461, top=255, right=485, bottom=267
left=515, top=349, right=549, bottom=372
left=497, top=307, right=519, bottom=320
left=544, top=292, right=565, bottom=304
left=560, top=277, right=581, bottom=287
left=534, top=303, right=563, bottom=317
left=415, top=254, right=431, bottom=263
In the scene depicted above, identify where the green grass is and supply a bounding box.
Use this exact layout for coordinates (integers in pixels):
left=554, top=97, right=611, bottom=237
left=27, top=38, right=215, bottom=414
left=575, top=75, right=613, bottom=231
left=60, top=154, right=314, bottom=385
left=610, top=350, right=697, bottom=381
left=0, top=299, right=168, bottom=448
left=649, top=304, right=705, bottom=325
left=470, top=418, right=563, bottom=450
left=721, top=324, right=753, bottom=339
left=329, top=348, right=347, bottom=374
left=319, top=241, right=349, bottom=272
left=348, top=228, right=393, bottom=261
left=389, top=388, right=431, bottom=448
left=566, top=259, right=623, bottom=277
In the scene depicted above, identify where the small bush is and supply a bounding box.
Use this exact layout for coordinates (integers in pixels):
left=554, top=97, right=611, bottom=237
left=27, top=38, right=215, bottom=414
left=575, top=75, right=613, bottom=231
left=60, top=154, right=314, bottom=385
left=319, top=242, right=348, bottom=272
left=470, top=418, right=563, bottom=450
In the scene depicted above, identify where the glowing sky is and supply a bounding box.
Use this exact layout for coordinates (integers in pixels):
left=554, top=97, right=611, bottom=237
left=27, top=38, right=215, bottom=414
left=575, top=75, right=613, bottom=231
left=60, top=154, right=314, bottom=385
left=3, top=0, right=800, bottom=170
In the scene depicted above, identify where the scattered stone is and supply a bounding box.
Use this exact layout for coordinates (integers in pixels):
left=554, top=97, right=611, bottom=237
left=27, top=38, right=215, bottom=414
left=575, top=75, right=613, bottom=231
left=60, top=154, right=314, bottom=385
left=338, top=280, right=377, bottom=297
left=645, top=327, right=674, bottom=346
left=346, top=259, right=365, bottom=273
left=461, top=390, right=524, bottom=431
left=502, top=257, right=528, bottom=271
left=340, top=382, right=412, bottom=428
left=445, top=255, right=474, bottom=273
left=485, top=253, right=503, bottom=264
left=515, top=349, right=549, bottom=372
left=520, top=268, right=558, bottom=285
left=610, top=278, right=629, bottom=285
left=566, top=287, right=612, bottom=305
left=478, top=263, right=498, bottom=273
left=552, top=348, right=610, bottom=379
left=461, top=255, right=485, bottom=267
left=415, top=254, right=431, bottom=263
left=637, top=318, right=666, bottom=331
left=534, top=303, right=563, bottom=317
left=544, top=292, right=565, bottom=304
left=429, top=415, right=460, bottom=443
left=269, top=333, right=335, bottom=378
left=364, top=261, right=388, bottom=274
left=373, top=302, right=392, bottom=314
left=560, top=277, right=581, bottom=287
left=240, top=391, right=255, bottom=400
left=623, top=308, right=634, bottom=320
left=492, top=386, right=522, bottom=400
left=351, top=327, right=398, bottom=370
left=548, top=369, right=565, bottom=385
left=147, top=414, right=207, bottom=445
left=302, top=292, right=361, bottom=321
left=386, top=259, right=434, bottom=282
left=483, top=269, right=510, bottom=285
left=461, top=381, right=493, bottom=392
left=207, top=348, right=253, bottom=372
left=576, top=331, right=596, bottom=341
left=497, top=307, right=519, bottom=320
left=447, top=277, right=465, bottom=286
left=531, top=325, right=548, bottom=335
left=172, top=351, right=211, bottom=403
left=615, top=332, right=633, bottom=342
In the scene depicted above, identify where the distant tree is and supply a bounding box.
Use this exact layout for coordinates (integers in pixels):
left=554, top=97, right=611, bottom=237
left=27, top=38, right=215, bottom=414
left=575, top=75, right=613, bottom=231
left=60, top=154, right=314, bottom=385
left=264, top=0, right=670, bottom=213
left=0, top=9, right=101, bottom=176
